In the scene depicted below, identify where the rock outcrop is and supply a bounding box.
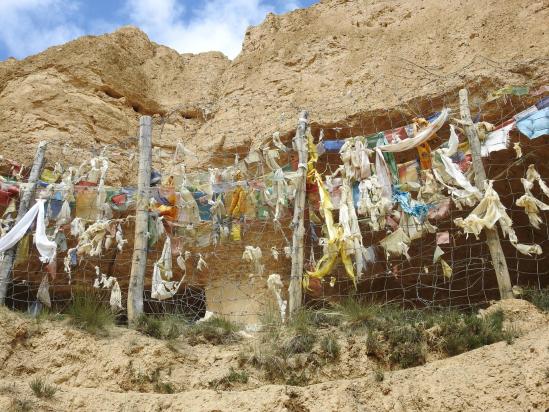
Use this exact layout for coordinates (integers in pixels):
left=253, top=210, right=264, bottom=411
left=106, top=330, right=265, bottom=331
left=0, top=0, right=547, bottom=182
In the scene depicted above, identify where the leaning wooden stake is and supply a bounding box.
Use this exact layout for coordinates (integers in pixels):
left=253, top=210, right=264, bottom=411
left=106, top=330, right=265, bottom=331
left=0, top=141, right=48, bottom=304
left=459, top=89, right=513, bottom=299
left=128, top=116, right=153, bottom=323
left=288, top=111, right=309, bottom=316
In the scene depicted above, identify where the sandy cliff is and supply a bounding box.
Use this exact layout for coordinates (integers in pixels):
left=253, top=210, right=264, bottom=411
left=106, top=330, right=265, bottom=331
left=0, top=0, right=547, bottom=182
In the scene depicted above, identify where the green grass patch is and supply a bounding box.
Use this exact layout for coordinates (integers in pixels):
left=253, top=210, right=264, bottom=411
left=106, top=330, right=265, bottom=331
left=29, top=377, right=57, bottom=399
left=135, top=314, right=187, bottom=340
left=320, top=335, right=340, bottom=359
left=66, top=291, right=114, bottom=335
left=373, top=367, right=384, bottom=382
left=209, top=368, right=249, bottom=389
left=333, top=301, right=515, bottom=369
left=185, top=317, right=241, bottom=345
left=523, top=288, right=549, bottom=312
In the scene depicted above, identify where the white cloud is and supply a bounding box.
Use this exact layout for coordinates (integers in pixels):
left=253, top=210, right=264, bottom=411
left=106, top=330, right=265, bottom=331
left=0, top=0, right=83, bottom=59
left=0, top=0, right=304, bottom=60
left=125, top=0, right=300, bottom=59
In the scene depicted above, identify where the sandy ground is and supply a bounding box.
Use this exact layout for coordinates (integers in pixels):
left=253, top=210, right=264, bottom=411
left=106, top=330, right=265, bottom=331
left=0, top=299, right=547, bottom=411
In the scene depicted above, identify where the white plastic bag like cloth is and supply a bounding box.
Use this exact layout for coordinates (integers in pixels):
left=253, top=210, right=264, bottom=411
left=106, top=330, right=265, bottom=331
left=267, top=274, right=287, bottom=322
left=375, top=148, right=393, bottom=202
left=242, top=246, right=264, bottom=277
left=437, top=124, right=481, bottom=199
left=35, top=200, right=57, bottom=263
left=0, top=201, right=41, bottom=252
left=379, top=109, right=450, bottom=153
left=454, top=180, right=542, bottom=256
left=0, top=199, right=56, bottom=263
left=110, top=280, right=122, bottom=310
left=151, top=237, right=182, bottom=300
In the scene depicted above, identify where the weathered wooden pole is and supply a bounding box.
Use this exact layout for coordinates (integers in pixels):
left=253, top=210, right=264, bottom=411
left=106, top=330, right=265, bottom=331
left=127, top=116, right=152, bottom=323
left=288, top=111, right=309, bottom=316
left=0, top=141, right=48, bottom=304
left=459, top=89, right=513, bottom=299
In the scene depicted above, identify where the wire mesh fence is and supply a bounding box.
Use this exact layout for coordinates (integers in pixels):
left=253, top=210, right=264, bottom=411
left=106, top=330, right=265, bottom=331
left=0, top=78, right=547, bottom=326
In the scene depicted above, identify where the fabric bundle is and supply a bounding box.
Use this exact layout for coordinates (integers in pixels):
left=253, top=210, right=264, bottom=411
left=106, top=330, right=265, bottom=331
left=378, top=109, right=450, bottom=153
left=242, top=246, right=264, bottom=277
left=374, top=148, right=393, bottom=202
left=435, top=124, right=481, bottom=207
left=306, top=170, right=355, bottom=285
left=357, top=176, right=390, bottom=231
left=379, top=227, right=411, bottom=260
left=481, top=121, right=514, bottom=157
left=339, top=139, right=372, bottom=180
left=454, top=180, right=542, bottom=256
left=516, top=165, right=549, bottom=229
left=75, top=221, right=112, bottom=257
left=151, top=237, right=182, bottom=300
left=0, top=199, right=57, bottom=263
left=267, top=273, right=287, bottom=322
left=516, top=107, right=549, bottom=139
left=392, top=189, right=432, bottom=222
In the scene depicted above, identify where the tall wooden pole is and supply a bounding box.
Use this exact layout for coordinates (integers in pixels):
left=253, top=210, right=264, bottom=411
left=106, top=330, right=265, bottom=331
left=0, top=141, right=48, bottom=304
left=459, top=89, right=513, bottom=299
left=288, top=111, right=309, bottom=316
left=128, top=116, right=152, bottom=323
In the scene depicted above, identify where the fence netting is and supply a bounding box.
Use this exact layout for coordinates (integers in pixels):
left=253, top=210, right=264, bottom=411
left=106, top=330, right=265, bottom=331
left=0, top=83, right=547, bottom=326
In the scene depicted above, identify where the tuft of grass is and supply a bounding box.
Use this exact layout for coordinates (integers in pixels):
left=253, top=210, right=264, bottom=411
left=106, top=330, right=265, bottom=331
left=127, top=362, right=175, bottom=393
left=374, top=367, right=384, bottom=382
left=243, top=344, right=286, bottom=381
left=389, top=341, right=426, bottom=369
left=226, top=368, right=249, bottom=384
left=154, top=382, right=175, bottom=394
left=334, top=298, right=377, bottom=326
left=29, top=377, right=57, bottom=399
left=503, top=324, right=521, bottom=345
left=135, top=315, right=187, bottom=340
left=285, top=373, right=309, bottom=386
left=33, top=308, right=65, bottom=323
left=186, top=317, right=241, bottom=345
left=209, top=368, right=249, bottom=389
left=320, top=335, right=340, bottom=359
left=287, top=309, right=315, bottom=333
left=310, top=309, right=342, bottom=327
left=9, top=398, right=33, bottom=412
left=334, top=299, right=514, bottom=369
left=366, top=330, right=383, bottom=358
left=386, top=323, right=426, bottom=368
left=135, top=315, right=163, bottom=339
left=66, top=291, right=114, bottom=335
left=523, top=288, right=549, bottom=312
left=282, top=332, right=316, bottom=355
left=438, top=310, right=508, bottom=356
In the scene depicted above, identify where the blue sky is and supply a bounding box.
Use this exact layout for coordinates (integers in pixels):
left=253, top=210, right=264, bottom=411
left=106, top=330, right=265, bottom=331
left=0, top=0, right=318, bottom=61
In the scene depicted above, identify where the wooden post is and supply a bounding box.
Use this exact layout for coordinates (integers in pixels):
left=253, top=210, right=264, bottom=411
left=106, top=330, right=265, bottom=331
left=288, top=111, right=309, bottom=316
left=127, top=116, right=152, bottom=323
left=0, top=141, right=48, bottom=304
left=459, top=89, right=513, bottom=299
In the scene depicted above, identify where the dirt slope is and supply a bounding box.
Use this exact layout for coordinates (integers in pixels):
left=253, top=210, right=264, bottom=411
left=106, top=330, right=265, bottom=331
left=0, top=0, right=548, bottom=182
left=0, top=300, right=547, bottom=411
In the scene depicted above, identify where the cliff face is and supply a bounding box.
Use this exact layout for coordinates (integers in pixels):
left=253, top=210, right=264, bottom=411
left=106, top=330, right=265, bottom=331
left=0, top=0, right=548, bottom=182
left=0, top=27, right=230, bottom=183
